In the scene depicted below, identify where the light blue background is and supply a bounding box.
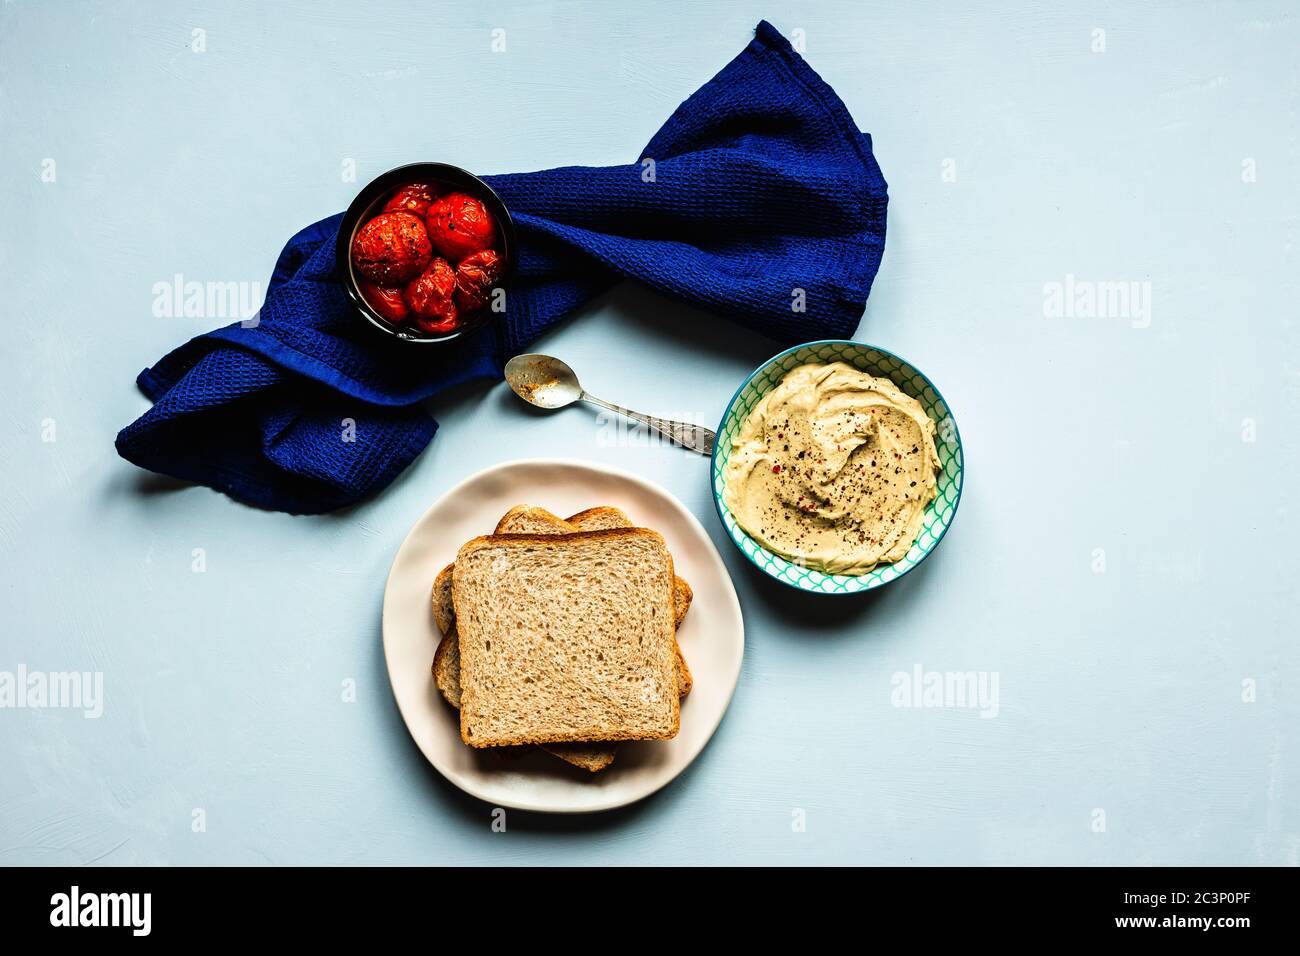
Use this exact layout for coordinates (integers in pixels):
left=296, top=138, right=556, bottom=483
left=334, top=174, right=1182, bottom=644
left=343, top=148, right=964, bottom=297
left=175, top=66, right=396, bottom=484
left=1, top=0, right=1296, bottom=866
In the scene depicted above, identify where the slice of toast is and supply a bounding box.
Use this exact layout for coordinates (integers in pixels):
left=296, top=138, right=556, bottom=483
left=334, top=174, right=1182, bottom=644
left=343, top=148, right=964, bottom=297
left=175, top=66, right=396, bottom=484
left=433, top=507, right=693, bottom=697
left=454, top=528, right=681, bottom=747
left=431, top=506, right=692, bottom=771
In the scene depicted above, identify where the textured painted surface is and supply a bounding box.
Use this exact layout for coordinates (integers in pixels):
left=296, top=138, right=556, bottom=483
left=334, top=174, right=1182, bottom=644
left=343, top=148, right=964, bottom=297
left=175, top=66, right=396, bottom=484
left=0, top=0, right=1296, bottom=865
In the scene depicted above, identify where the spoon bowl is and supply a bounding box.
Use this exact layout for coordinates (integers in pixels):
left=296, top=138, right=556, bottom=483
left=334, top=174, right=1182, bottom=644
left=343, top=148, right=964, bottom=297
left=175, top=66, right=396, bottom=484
left=504, top=354, right=582, bottom=409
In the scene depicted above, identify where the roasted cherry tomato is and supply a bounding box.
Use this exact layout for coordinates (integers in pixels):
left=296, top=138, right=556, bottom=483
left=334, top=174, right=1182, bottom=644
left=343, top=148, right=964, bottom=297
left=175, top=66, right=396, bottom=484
left=414, top=313, right=459, bottom=335
left=382, top=183, right=438, bottom=218
left=359, top=282, right=409, bottom=324
left=425, top=192, right=496, bottom=261
left=351, top=212, right=432, bottom=285
left=403, top=257, right=459, bottom=333
left=454, top=248, right=504, bottom=315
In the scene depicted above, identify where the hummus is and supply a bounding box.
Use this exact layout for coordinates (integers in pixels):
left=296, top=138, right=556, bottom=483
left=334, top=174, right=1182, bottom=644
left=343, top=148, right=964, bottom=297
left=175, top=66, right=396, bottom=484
left=722, top=362, right=940, bottom=575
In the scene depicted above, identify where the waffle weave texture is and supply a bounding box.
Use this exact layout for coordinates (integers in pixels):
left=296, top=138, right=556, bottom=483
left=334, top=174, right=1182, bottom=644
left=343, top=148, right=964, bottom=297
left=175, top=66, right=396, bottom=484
left=115, top=21, right=888, bottom=513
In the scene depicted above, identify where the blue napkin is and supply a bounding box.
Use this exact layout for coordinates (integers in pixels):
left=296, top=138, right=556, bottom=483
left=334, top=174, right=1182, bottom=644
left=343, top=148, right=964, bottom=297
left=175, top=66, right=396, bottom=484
left=116, top=21, right=888, bottom=513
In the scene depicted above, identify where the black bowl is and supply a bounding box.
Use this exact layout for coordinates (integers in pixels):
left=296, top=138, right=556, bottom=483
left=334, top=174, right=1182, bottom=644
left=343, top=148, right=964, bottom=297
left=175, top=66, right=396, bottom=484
left=336, top=162, right=517, bottom=345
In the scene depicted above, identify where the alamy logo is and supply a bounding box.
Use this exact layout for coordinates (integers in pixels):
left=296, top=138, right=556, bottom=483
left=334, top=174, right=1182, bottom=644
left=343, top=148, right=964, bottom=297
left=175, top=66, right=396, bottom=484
left=151, top=273, right=263, bottom=322
left=50, top=886, right=151, bottom=936
left=1042, top=273, right=1151, bottom=328
left=890, top=664, right=999, bottom=718
left=595, top=410, right=707, bottom=448
left=0, top=665, right=102, bottom=718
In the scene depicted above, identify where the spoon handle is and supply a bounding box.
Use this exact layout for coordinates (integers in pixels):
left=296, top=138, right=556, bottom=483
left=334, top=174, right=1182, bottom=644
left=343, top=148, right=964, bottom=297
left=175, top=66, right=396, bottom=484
left=580, top=392, right=715, bottom=456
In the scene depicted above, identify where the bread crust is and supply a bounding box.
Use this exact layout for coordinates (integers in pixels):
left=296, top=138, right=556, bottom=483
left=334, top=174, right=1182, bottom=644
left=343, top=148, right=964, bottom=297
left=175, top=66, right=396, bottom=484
left=492, top=504, right=571, bottom=535
left=564, top=506, right=630, bottom=526
left=431, top=563, right=455, bottom=635
left=432, top=627, right=460, bottom=706
left=461, top=526, right=668, bottom=548
left=541, top=744, right=616, bottom=772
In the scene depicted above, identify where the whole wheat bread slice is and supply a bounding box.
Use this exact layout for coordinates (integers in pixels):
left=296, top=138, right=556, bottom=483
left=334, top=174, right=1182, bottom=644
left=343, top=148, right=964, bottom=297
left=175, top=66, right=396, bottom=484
left=433, top=508, right=691, bottom=635
left=433, top=507, right=693, bottom=696
left=431, top=506, right=692, bottom=771
left=453, top=528, right=681, bottom=747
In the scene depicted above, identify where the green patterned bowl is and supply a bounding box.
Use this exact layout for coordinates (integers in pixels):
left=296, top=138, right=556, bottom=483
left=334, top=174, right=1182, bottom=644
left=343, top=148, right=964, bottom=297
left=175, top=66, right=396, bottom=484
left=711, top=340, right=964, bottom=595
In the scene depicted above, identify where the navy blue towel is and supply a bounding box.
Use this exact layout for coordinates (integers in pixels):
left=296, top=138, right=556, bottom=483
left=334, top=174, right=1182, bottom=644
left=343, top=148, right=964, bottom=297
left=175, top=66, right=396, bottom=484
left=116, top=21, right=888, bottom=513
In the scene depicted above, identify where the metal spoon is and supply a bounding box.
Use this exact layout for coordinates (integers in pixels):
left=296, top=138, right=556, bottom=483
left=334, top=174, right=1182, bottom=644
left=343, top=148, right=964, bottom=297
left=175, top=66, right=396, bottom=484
left=504, top=353, right=715, bottom=456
